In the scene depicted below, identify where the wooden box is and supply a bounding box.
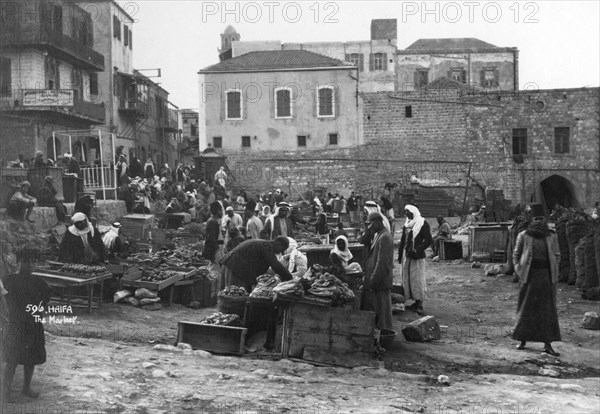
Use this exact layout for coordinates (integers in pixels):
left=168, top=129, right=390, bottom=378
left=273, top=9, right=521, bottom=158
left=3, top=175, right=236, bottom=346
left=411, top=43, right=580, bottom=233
left=120, top=214, right=154, bottom=240
left=281, top=301, right=375, bottom=361
left=177, top=321, right=247, bottom=355
left=440, top=240, right=463, bottom=260
left=468, top=225, right=509, bottom=262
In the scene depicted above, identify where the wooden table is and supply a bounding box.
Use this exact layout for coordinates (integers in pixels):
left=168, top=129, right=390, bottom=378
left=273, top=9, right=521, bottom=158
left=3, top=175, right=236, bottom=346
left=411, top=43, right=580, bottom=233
left=32, top=269, right=113, bottom=313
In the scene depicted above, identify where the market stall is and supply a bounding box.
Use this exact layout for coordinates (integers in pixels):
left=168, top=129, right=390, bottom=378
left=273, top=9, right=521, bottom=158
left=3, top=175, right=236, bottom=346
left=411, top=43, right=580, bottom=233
left=298, top=242, right=365, bottom=267
left=32, top=263, right=113, bottom=313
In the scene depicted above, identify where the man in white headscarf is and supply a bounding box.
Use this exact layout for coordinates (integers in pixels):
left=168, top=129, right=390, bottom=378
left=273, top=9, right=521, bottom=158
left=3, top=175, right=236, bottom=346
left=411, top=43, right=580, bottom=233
left=58, top=213, right=105, bottom=264
left=260, top=202, right=294, bottom=240
left=278, top=237, right=308, bottom=278
left=363, top=200, right=391, bottom=233
left=398, top=204, right=433, bottom=316
left=102, top=222, right=126, bottom=260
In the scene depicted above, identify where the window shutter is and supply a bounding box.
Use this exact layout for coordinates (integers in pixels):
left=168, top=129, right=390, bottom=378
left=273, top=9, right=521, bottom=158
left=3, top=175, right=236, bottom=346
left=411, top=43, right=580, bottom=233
left=414, top=71, right=419, bottom=88
left=313, top=87, right=318, bottom=117
left=86, top=14, right=94, bottom=47
left=123, top=26, right=128, bottom=46
left=220, top=90, right=226, bottom=121
left=369, top=53, right=374, bottom=71
left=113, top=16, right=120, bottom=39
left=0, top=57, right=11, bottom=97
left=129, top=30, right=132, bottom=49
left=494, top=69, right=499, bottom=86
left=447, top=70, right=452, bottom=79
left=242, top=91, right=247, bottom=120
left=359, top=54, right=364, bottom=72
left=480, top=69, right=485, bottom=86
left=383, top=53, right=388, bottom=71
left=334, top=86, right=340, bottom=118
left=271, top=89, right=276, bottom=118
left=462, top=69, right=467, bottom=84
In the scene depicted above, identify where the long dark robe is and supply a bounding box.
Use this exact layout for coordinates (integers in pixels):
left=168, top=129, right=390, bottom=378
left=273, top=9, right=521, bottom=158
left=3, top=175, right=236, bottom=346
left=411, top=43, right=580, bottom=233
left=512, top=237, right=561, bottom=343
left=2, top=273, right=50, bottom=365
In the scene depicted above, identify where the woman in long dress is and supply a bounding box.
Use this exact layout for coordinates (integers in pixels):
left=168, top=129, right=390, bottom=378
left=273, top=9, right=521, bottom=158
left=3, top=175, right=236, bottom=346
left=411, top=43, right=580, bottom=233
left=512, top=204, right=561, bottom=356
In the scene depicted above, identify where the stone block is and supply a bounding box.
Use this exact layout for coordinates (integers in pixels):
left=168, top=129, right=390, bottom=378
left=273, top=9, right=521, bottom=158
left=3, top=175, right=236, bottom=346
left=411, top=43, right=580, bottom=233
left=402, top=316, right=441, bottom=342
left=582, top=311, right=600, bottom=330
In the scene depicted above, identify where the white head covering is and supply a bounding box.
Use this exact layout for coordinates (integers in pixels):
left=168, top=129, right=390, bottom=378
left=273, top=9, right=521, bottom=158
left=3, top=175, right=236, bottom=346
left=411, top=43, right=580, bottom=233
left=102, top=222, right=121, bottom=250
left=281, top=237, right=304, bottom=273
left=331, top=235, right=353, bottom=267
left=404, top=204, right=425, bottom=241
left=68, top=212, right=94, bottom=239
left=364, top=201, right=391, bottom=232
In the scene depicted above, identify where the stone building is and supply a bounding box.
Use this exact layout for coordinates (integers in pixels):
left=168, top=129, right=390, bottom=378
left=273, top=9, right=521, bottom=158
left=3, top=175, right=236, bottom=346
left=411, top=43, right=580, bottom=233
left=0, top=0, right=106, bottom=164
left=197, top=49, right=361, bottom=152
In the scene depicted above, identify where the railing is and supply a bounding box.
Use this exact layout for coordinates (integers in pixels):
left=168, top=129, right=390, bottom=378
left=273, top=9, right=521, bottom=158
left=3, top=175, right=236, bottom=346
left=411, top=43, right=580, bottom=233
left=119, top=99, right=149, bottom=114
left=81, top=166, right=116, bottom=192
left=0, top=21, right=105, bottom=70
left=73, top=95, right=105, bottom=122
left=158, top=107, right=179, bottom=131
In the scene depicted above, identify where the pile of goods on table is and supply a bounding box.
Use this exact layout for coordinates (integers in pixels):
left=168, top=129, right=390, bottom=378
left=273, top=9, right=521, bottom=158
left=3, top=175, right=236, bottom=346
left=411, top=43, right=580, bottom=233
left=220, top=285, right=248, bottom=297
left=126, top=244, right=210, bottom=268
left=249, top=265, right=357, bottom=307
left=217, top=285, right=249, bottom=316
left=59, top=263, right=110, bottom=278
left=139, top=267, right=186, bottom=282
left=199, top=312, right=243, bottom=327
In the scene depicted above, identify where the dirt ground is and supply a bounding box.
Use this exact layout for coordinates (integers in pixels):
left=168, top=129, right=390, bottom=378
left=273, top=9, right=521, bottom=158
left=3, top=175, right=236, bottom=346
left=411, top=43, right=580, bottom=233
left=3, top=249, right=600, bottom=413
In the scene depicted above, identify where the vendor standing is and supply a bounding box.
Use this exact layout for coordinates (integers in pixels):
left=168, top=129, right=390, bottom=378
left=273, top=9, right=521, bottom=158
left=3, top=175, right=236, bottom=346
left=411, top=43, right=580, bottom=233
left=202, top=202, right=224, bottom=276
left=58, top=213, right=105, bottom=264
left=220, top=236, right=294, bottom=292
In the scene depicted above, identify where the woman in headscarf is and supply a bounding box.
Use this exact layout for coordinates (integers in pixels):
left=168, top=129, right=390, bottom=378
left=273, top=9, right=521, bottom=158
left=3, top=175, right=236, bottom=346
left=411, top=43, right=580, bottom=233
left=259, top=205, right=271, bottom=225
left=398, top=204, right=432, bottom=316
left=58, top=213, right=105, bottom=264
left=2, top=246, right=50, bottom=400
left=363, top=201, right=391, bottom=233
left=314, top=213, right=330, bottom=244
left=278, top=237, right=308, bottom=278
left=330, top=235, right=363, bottom=274
left=512, top=204, right=561, bottom=357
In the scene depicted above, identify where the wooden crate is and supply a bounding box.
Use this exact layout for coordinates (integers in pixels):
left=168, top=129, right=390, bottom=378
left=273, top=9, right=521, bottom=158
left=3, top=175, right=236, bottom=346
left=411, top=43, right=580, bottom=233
left=120, top=214, right=154, bottom=240
left=468, top=225, right=509, bottom=261
left=440, top=240, right=463, bottom=260
left=177, top=321, right=247, bottom=355
left=281, top=301, right=375, bottom=360
left=120, top=268, right=188, bottom=291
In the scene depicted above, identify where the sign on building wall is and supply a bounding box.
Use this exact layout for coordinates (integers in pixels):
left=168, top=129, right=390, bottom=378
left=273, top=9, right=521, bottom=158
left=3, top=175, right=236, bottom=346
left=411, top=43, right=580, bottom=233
left=22, top=89, right=74, bottom=107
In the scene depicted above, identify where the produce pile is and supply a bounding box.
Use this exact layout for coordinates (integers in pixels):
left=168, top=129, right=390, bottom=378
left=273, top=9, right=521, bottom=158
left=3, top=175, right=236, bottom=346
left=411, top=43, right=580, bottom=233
left=308, top=273, right=356, bottom=306
left=114, top=287, right=161, bottom=309
left=140, top=267, right=185, bottom=283
left=200, top=312, right=243, bottom=327
left=249, top=274, right=280, bottom=299
left=219, top=285, right=248, bottom=297
left=272, top=279, right=304, bottom=297
left=126, top=243, right=210, bottom=268
left=59, top=263, right=109, bottom=278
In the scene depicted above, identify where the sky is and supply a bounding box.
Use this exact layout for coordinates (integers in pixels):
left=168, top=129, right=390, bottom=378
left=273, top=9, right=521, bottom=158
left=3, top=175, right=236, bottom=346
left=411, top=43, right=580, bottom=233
left=122, top=0, right=600, bottom=109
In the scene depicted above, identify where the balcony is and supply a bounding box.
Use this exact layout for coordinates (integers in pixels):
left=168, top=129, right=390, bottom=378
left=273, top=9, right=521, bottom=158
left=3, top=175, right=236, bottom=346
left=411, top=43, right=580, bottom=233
left=0, top=21, right=104, bottom=71
left=0, top=89, right=105, bottom=124
left=157, top=108, right=178, bottom=132
left=118, top=99, right=149, bottom=119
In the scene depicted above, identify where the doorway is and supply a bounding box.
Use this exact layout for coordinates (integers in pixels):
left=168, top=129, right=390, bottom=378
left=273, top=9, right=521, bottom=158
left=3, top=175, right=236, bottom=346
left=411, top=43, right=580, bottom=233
left=539, top=175, right=579, bottom=210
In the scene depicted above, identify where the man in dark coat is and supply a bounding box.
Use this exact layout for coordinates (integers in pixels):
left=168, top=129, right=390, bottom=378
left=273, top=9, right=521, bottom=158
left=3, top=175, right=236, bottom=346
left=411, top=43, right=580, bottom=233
left=57, top=213, right=105, bottom=264
left=362, top=212, right=395, bottom=330
left=2, top=246, right=50, bottom=400
left=202, top=202, right=224, bottom=278
left=66, top=153, right=81, bottom=177
left=74, top=194, right=95, bottom=222
left=220, top=236, right=293, bottom=292
left=512, top=204, right=561, bottom=357
left=37, top=176, right=67, bottom=222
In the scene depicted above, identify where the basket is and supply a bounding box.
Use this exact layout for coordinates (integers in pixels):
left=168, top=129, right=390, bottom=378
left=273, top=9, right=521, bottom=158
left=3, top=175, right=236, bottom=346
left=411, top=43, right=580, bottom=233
left=379, top=328, right=397, bottom=348
left=217, top=293, right=248, bottom=318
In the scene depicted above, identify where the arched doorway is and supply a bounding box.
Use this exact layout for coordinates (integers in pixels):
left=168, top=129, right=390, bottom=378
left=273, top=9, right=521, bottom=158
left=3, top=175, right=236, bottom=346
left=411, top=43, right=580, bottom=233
left=539, top=175, right=579, bottom=210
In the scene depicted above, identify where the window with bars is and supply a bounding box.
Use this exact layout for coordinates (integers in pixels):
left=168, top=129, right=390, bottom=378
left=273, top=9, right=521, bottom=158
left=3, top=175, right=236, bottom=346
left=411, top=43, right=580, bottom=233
left=317, top=87, right=334, bottom=117
left=554, top=127, right=570, bottom=154
left=481, top=68, right=499, bottom=87
left=275, top=88, right=292, bottom=118
left=241, top=136, right=251, bottom=148
left=89, top=72, right=98, bottom=96
left=329, top=133, right=338, bottom=145
left=226, top=90, right=242, bottom=119
left=512, top=128, right=528, bottom=155
left=213, top=137, right=222, bottom=148
left=297, top=135, right=307, bottom=147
